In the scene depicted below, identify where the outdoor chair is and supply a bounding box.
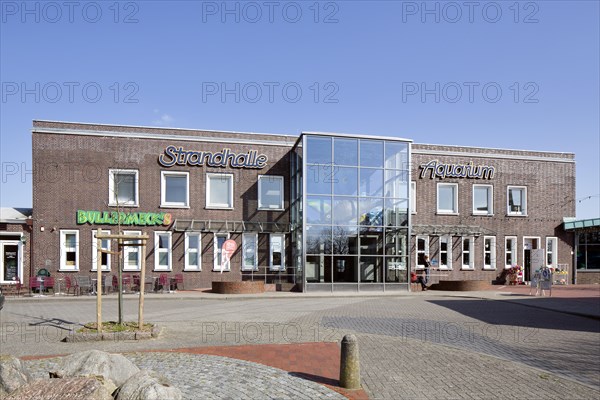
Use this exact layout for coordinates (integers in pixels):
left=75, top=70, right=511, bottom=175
left=43, top=276, right=55, bottom=295
left=75, top=276, right=92, bottom=296
left=64, top=276, right=77, bottom=295
left=144, top=276, right=155, bottom=293
left=122, top=274, right=132, bottom=293
left=158, top=273, right=175, bottom=292
left=101, top=275, right=112, bottom=295
left=132, top=274, right=141, bottom=292
left=28, top=277, right=40, bottom=295
left=171, top=273, right=184, bottom=290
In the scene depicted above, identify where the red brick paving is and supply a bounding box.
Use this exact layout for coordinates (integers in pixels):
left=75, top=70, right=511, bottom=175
left=163, top=342, right=369, bottom=400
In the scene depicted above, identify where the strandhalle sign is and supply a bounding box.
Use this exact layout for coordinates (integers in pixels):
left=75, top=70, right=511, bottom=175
left=159, top=146, right=268, bottom=169
left=419, top=160, right=495, bottom=179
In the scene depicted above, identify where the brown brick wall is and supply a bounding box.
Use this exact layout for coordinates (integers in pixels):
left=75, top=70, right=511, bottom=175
left=411, top=144, right=576, bottom=284
left=32, top=122, right=293, bottom=289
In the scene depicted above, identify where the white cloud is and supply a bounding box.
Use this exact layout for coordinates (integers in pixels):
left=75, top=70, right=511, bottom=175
left=152, top=113, right=174, bottom=125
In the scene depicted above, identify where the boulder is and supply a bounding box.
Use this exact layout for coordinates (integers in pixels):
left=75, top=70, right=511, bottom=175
left=49, top=350, right=139, bottom=387
left=6, top=377, right=112, bottom=400
left=0, top=354, right=33, bottom=395
left=115, top=370, right=182, bottom=400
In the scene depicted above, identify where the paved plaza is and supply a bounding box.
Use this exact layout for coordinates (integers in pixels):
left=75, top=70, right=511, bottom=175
left=1, top=287, right=599, bottom=399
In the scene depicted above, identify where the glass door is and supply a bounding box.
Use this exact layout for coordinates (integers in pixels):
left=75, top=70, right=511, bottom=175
left=1, top=242, right=20, bottom=283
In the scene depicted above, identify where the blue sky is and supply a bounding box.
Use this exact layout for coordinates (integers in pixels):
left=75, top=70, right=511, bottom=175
left=1, top=0, right=599, bottom=218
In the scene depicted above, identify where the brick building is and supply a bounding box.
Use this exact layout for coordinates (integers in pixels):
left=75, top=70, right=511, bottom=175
left=411, top=144, right=576, bottom=286
left=28, top=120, right=581, bottom=292
left=0, top=208, right=32, bottom=294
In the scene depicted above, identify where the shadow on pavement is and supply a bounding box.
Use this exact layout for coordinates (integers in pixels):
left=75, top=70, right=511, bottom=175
left=427, top=298, right=600, bottom=333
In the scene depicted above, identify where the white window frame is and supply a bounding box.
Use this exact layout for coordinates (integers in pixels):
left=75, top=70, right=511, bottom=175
left=123, top=230, right=142, bottom=271
left=206, top=173, right=234, bottom=209
left=242, top=233, right=259, bottom=271
left=410, top=181, right=416, bottom=214
left=258, top=175, right=285, bottom=210
left=184, top=232, right=202, bottom=271
left=473, top=184, right=493, bottom=215
left=546, top=237, right=558, bottom=268
left=439, top=235, right=452, bottom=270
left=461, top=236, right=474, bottom=270
left=269, top=233, right=286, bottom=271
left=483, top=236, right=496, bottom=270
left=59, top=230, right=79, bottom=271
left=109, top=169, right=139, bottom=207
left=154, top=231, right=172, bottom=271
left=505, top=236, right=517, bottom=269
left=213, top=233, right=231, bottom=271
left=437, top=183, right=458, bottom=214
left=507, top=186, right=527, bottom=216
left=161, top=171, right=190, bottom=208
left=416, top=235, right=430, bottom=270
left=92, top=230, right=111, bottom=271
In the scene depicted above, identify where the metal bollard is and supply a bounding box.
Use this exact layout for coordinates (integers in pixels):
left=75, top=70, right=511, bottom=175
left=339, top=334, right=361, bottom=389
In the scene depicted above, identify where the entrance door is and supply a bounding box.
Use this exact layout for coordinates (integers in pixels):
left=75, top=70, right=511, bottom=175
left=522, top=237, right=540, bottom=282
left=0, top=242, right=21, bottom=283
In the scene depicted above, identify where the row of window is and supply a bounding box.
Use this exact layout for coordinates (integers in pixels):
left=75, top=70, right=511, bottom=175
left=410, top=183, right=528, bottom=216
left=109, top=169, right=285, bottom=210
left=60, top=230, right=286, bottom=272
left=416, top=235, right=558, bottom=270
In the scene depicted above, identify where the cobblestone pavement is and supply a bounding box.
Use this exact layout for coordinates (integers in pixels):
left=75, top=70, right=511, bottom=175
left=2, top=293, right=599, bottom=399
left=24, top=352, right=346, bottom=400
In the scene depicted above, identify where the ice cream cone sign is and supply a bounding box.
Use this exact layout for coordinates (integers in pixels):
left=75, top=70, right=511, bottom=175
left=221, top=239, right=237, bottom=273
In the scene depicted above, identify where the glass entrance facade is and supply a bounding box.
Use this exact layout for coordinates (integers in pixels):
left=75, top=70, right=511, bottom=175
left=292, top=133, right=412, bottom=292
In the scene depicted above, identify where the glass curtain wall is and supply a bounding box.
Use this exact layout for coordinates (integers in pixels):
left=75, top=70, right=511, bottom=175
left=300, top=134, right=411, bottom=291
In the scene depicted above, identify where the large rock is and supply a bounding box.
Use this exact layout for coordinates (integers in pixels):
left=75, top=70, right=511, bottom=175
left=50, top=350, right=139, bottom=387
left=6, top=377, right=112, bottom=400
left=115, top=370, right=182, bottom=400
left=0, top=354, right=33, bottom=395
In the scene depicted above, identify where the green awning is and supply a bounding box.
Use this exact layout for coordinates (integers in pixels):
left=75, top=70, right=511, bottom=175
left=563, top=218, right=600, bottom=231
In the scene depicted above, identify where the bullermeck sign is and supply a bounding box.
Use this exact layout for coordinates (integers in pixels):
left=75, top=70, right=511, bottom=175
left=419, top=160, right=495, bottom=179
left=159, top=146, right=268, bottom=169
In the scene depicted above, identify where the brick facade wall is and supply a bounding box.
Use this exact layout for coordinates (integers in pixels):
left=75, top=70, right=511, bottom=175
left=32, top=121, right=293, bottom=290
left=411, top=144, right=576, bottom=284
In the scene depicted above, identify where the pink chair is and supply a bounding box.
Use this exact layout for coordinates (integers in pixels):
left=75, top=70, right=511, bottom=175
left=28, top=277, right=40, bottom=295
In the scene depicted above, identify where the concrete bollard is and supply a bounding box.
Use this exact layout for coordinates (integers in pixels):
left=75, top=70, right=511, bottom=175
left=339, top=334, right=361, bottom=389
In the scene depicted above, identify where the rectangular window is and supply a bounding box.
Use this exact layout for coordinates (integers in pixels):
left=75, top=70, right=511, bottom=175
left=270, top=234, right=285, bottom=271
left=416, top=235, right=429, bottom=269
left=439, top=236, right=452, bottom=270
left=213, top=233, right=230, bottom=271
left=123, top=230, right=142, bottom=271
left=505, top=236, right=517, bottom=268
left=92, top=230, right=111, bottom=271
left=484, top=236, right=496, bottom=269
left=161, top=171, right=189, bottom=207
left=410, top=181, right=416, bottom=214
left=461, top=237, right=474, bottom=269
left=507, top=186, right=527, bottom=215
left=258, top=175, right=284, bottom=210
left=206, top=173, right=233, bottom=209
left=546, top=237, right=558, bottom=267
left=60, top=230, right=79, bottom=271
left=109, top=169, right=138, bottom=206
left=473, top=185, right=493, bottom=215
left=154, top=232, right=172, bottom=271
left=184, top=232, right=201, bottom=271
left=437, top=183, right=458, bottom=214
left=242, top=233, right=258, bottom=271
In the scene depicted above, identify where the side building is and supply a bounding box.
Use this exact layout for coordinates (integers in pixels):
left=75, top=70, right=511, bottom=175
left=411, top=144, right=576, bottom=285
